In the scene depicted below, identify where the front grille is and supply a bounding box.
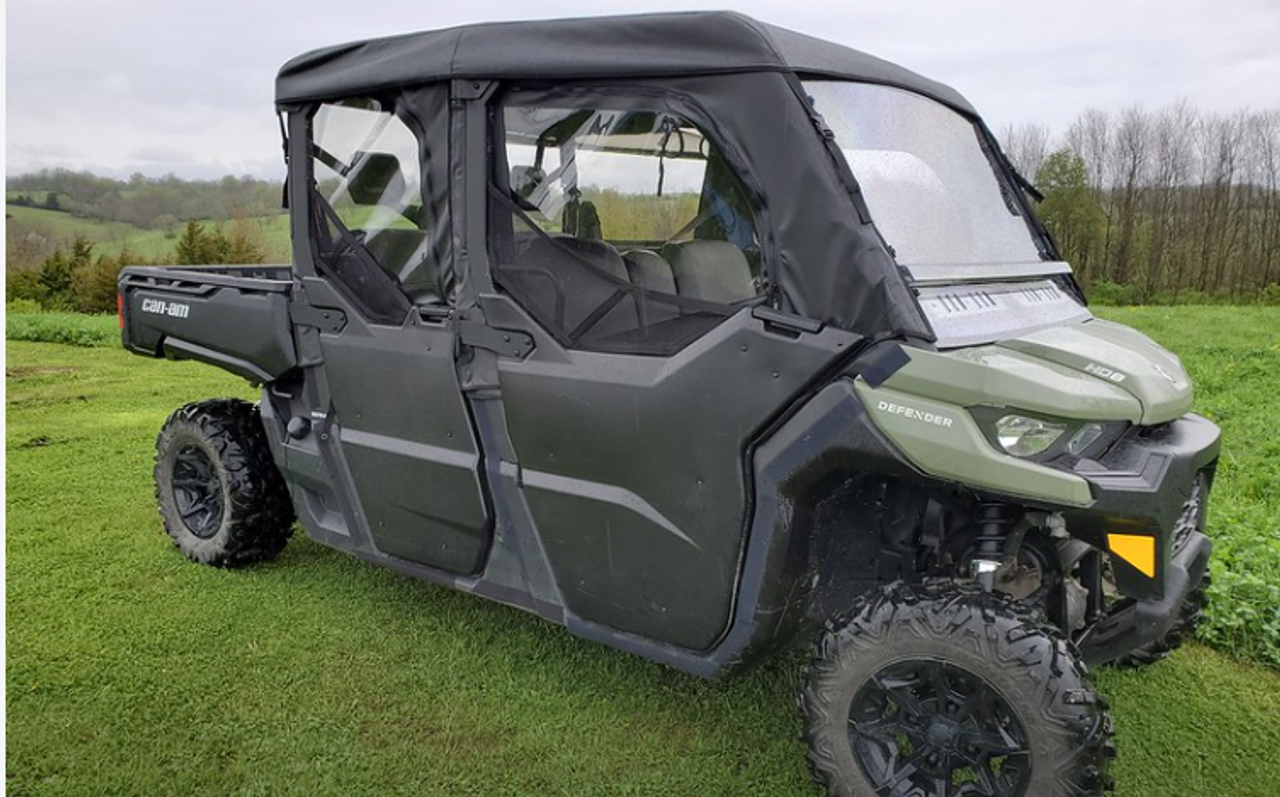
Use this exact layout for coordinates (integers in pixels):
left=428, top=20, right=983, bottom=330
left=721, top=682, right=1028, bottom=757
left=1171, top=473, right=1207, bottom=552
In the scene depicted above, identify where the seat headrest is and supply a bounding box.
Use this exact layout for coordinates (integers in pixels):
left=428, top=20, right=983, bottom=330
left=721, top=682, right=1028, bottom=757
left=661, top=240, right=755, bottom=303
left=624, top=250, right=677, bottom=295
left=348, top=151, right=406, bottom=205
left=556, top=237, right=628, bottom=282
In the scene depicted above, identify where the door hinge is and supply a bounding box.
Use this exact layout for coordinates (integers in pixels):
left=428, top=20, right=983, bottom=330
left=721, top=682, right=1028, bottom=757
left=458, top=321, right=534, bottom=359
left=290, top=301, right=347, bottom=333
left=452, top=79, right=495, bottom=102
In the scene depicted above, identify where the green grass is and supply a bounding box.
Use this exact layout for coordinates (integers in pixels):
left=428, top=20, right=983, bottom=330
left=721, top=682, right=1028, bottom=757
left=6, top=309, right=1280, bottom=796
left=5, top=204, right=292, bottom=262
left=5, top=205, right=173, bottom=260
left=5, top=204, right=139, bottom=240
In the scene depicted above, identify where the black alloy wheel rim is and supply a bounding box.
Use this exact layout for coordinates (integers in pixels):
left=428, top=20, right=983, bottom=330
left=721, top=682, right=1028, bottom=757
left=172, top=444, right=224, bottom=538
left=849, top=659, right=1031, bottom=797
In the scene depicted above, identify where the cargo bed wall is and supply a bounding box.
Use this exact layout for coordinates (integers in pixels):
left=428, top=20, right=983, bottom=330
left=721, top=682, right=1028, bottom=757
left=119, top=266, right=297, bottom=383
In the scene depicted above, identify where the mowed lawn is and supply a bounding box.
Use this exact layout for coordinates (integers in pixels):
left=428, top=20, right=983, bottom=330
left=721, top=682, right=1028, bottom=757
left=7, top=307, right=1280, bottom=796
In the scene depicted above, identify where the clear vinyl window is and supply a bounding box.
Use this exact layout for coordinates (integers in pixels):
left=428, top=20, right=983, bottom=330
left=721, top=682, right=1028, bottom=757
left=805, top=81, right=1044, bottom=272
left=308, top=98, right=435, bottom=322
left=492, top=101, right=764, bottom=355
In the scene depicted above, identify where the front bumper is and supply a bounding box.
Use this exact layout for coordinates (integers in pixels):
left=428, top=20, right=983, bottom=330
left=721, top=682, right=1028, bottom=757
left=1077, top=529, right=1210, bottom=664
left=1059, top=413, right=1219, bottom=598
left=1052, top=413, right=1219, bottom=661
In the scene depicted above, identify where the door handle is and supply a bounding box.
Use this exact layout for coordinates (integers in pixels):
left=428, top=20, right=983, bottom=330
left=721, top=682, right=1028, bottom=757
left=751, top=306, right=824, bottom=337
left=416, top=303, right=453, bottom=323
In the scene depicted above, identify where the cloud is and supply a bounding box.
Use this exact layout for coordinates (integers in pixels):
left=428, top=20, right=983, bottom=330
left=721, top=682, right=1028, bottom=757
left=127, top=146, right=199, bottom=167
left=6, top=0, right=1280, bottom=178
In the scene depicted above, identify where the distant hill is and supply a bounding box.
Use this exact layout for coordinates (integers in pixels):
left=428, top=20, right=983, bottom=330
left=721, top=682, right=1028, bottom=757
left=6, top=169, right=292, bottom=270
left=6, top=204, right=291, bottom=269
left=7, top=169, right=283, bottom=229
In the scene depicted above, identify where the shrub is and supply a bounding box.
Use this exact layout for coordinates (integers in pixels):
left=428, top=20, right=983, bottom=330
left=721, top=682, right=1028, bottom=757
left=71, top=250, right=134, bottom=314
left=5, top=312, right=118, bottom=347
left=1086, top=280, right=1142, bottom=306
left=6, top=267, right=47, bottom=306
left=6, top=238, right=143, bottom=314
left=6, top=298, right=44, bottom=314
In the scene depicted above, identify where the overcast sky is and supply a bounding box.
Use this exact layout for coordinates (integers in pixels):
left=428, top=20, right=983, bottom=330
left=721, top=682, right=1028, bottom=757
left=6, top=0, right=1280, bottom=180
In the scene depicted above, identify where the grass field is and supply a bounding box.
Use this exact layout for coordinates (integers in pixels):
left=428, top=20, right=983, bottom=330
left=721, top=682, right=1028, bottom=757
left=6, top=307, right=1280, bottom=796
left=5, top=204, right=292, bottom=262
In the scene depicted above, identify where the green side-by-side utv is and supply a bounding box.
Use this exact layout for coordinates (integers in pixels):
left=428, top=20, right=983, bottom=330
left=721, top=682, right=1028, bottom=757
left=119, top=13, right=1219, bottom=796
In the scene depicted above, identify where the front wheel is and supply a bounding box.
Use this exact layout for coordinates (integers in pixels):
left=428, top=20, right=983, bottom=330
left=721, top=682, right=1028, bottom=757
left=154, top=399, right=295, bottom=567
left=799, top=582, right=1114, bottom=797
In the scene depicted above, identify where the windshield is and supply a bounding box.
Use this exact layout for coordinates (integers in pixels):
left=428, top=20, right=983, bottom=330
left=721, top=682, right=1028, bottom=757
left=804, top=81, right=1045, bottom=275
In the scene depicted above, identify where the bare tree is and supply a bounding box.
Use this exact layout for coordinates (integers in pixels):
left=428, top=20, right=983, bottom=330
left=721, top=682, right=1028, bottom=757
left=1016, top=102, right=1280, bottom=301
left=1194, top=113, right=1246, bottom=292
left=1111, top=107, right=1151, bottom=286
left=1000, top=122, right=1051, bottom=182
left=1145, top=102, right=1197, bottom=297
left=1066, top=109, right=1116, bottom=279
left=1251, top=111, right=1280, bottom=289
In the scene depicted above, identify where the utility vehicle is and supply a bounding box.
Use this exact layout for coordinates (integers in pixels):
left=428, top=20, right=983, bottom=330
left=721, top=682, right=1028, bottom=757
left=120, top=13, right=1219, bottom=796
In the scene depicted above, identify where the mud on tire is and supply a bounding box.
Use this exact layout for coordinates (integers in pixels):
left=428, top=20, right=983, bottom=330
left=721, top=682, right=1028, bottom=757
left=154, top=399, right=295, bottom=567
left=799, top=582, right=1115, bottom=797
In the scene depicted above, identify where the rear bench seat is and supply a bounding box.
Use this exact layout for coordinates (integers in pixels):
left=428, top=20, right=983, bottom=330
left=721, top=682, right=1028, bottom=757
left=624, top=241, right=755, bottom=303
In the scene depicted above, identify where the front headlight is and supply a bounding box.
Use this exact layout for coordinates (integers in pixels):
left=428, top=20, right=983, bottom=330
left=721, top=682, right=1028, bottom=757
left=971, top=408, right=1129, bottom=461
left=1064, top=422, right=1106, bottom=456
left=993, top=414, right=1065, bottom=457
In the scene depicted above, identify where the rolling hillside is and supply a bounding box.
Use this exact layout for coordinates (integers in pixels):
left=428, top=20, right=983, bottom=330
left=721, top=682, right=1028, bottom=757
left=5, top=204, right=292, bottom=263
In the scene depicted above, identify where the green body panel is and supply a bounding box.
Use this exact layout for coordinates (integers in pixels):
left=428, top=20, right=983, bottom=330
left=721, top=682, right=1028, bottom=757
left=856, top=316, right=1195, bottom=507
left=854, top=381, right=1094, bottom=507
left=997, top=318, right=1193, bottom=424
left=880, top=318, right=1187, bottom=429
left=880, top=343, right=1143, bottom=423
left=878, top=318, right=1193, bottom=426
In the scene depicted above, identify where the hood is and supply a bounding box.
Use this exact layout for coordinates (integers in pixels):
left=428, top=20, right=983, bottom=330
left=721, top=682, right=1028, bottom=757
left=870, top=318, right=1193, bottom=426
left=997, top=319, right=1193, bottom=425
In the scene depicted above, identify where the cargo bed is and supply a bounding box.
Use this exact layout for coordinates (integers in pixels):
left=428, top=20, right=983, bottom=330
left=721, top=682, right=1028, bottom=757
left=119, top=265, right=297, bottom=383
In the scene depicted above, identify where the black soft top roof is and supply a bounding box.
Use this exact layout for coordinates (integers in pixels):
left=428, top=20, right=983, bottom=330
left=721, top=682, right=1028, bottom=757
left=276, top=11, right=974, bottom=113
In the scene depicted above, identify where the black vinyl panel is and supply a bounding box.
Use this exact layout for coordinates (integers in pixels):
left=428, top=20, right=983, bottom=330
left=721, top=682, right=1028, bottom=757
left=276, top=12, right=973, bottom=115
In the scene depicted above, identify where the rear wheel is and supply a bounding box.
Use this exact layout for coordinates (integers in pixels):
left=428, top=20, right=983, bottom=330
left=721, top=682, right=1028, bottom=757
left=154, top=399, right=294, bottom=567
left=799, top=582, right=1114, bottom=797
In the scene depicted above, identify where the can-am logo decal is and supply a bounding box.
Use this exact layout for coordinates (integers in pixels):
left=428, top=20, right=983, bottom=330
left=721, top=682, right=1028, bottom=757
left=140, top=298, right=190, bottom=319
left=876, top=400, right=954, bottom=428
left=1084, top=363, right=1127, bottom=383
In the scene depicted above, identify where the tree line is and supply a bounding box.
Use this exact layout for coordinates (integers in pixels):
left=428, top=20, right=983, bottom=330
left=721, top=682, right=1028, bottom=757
left=5, top=169, right=284, bottom=313
left=7, top=169, right=282, bottom=231
left=7, top=220, right=268, bottom=314
left=1002, top=104, right=1280, bottom=303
